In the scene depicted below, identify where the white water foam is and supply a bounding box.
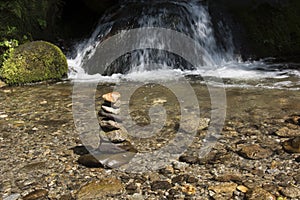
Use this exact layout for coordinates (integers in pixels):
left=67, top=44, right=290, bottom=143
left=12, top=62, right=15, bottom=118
left=67, top=0, right=300, bottom=90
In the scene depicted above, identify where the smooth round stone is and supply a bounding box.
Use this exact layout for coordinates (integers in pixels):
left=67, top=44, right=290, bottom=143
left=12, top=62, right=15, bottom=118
left=106, top=129, right=129, bottom=143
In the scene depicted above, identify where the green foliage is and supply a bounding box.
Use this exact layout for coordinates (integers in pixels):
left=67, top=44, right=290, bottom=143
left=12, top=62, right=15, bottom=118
left=0, top=38, right=19, bottom=67
left=0, top=41, right=68, bottom=85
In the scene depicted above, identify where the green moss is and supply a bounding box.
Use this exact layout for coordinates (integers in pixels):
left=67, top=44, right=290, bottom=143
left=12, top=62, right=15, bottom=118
left=0, top=41, right=68, bottom=85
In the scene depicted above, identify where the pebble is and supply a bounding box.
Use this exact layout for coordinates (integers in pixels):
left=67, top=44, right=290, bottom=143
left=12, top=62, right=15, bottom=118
left=238, top=144, right=273, bottom=160
left=23, top=189, right=48, bottom=200
left=181, top=184, right=196, bottom=195
left=208, top=182, right=238, bottom=194
left=237, top=185, right=249, bottom=193
left=0, top=114, right=8, bottom=118
left=77, top=178, right=124, bottom=199
left=279, top=186, right=300, bottom=198
left=178, top=155, right=199, bottom=164
left=275, top=127, right=300, bottom=137
left=245, top=187, right=276, bottom=200
left=151, top=181, right=172, bottom=191
left=285, top=115, right=300, bottom=126
left=102, top=92, right=121, bottom=103
left=282, top=137, right=300, bottom=153
left=106, top=129, right=129, bottom=143
left=99, top=110, right=122, bottom=122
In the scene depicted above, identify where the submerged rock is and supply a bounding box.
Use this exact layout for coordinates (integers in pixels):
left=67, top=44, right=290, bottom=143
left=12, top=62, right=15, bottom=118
left=77, top=178, right=124, bottom=199
left=283, top=137, right=300, bottom=153
left=0, top=41, right=67, bottom=85
left=23, top=189, right=48, bottom=200
left=245, top=187, right=276, bottom=200
left=238, top=144, right=273, bottom=160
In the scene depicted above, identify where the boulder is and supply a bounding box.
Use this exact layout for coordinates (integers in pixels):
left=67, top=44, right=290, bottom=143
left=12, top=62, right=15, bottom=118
left=0, top=41, right=68, bottom=85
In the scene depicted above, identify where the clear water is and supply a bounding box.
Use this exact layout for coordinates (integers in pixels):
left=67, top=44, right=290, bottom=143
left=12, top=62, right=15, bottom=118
left=67, top=0, right=300, bottom=90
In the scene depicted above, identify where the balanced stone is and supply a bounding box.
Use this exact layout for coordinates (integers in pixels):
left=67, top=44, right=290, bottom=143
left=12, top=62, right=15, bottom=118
left=99, top=110, right=122, bottom=122
left=102, top=92, right=121, bottom=103
left=106, top=129, right=128, bottom=143
left=100, top=120, right=123, bottom=131
left=102, top=105, right=120, bottom=115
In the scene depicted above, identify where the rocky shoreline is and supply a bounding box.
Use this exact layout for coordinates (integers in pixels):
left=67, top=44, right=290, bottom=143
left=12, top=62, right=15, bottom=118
left=0, top=83, right=299, bottom=200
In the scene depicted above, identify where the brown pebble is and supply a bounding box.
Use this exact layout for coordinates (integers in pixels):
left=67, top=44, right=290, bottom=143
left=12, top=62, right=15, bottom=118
left=238, top=144, right=273, bottom=160
left=23, top=189, right=48, bottom=200
left=283, top=137, right=300, bottom=153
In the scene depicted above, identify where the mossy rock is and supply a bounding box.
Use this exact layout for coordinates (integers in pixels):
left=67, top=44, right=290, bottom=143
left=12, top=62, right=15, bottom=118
left=0, top=41, right=68, bottom=85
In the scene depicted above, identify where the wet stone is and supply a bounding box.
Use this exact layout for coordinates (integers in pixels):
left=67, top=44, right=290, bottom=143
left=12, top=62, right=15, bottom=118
left=102, top=92, right=121, bottom=103
left=178, top=155, right=199, bottom=164
left=77, top=178, right=124, bottom=199
left=282, top=137, right=300, bottom=153
left=23, top=189, right=48, bottom=200
left=208, top=182, right=238, bottom=194
left=101, top=105, right=120, bottom=115
left=275, top=127, right=300, bottom=137
left=77, top=154, right=104, bottom=168
left=151, top=181, right=172, bottom=191
left=279, top=186, right=300, bottom=198
left=285, top=115, right=300, bottom=126
left=99, top=120, right=123, bottom=131
left=214, top=174, right=243, bottom=183
left=238, top=144, right=273, bottom=160
left=105, top=129, right=129, bottom=143
left=99, top=110, right=122, bottom=122
left=245, top=187, right=276, bottom=200
left=126, top=183, right=138, bottom=194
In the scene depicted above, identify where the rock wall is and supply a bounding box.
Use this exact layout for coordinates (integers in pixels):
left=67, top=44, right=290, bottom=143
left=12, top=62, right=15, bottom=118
left=208, top=0, right=300, bottom=60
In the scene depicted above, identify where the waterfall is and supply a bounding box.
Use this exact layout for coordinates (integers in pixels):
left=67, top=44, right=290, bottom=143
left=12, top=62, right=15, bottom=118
left=67, top=0, right=299, bottom=90
left=68, top=0, right=235, bottom=76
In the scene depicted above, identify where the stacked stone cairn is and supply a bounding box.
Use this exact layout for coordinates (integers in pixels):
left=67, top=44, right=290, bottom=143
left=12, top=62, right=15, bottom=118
left=96, top=92, right=137, bottom=168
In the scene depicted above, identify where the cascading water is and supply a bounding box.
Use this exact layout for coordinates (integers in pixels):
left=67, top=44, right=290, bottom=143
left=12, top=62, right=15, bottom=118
left=68, top=0, right=300, bottom=89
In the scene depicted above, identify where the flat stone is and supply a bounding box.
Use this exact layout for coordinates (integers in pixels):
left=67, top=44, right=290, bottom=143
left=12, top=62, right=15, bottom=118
left=246, top=187, right=276, bottom=200
left=181, top=117, right=210, bottom=133
left=99, top=110, right=122, bottom=122
left=102, top=105, right=120, bottom=115
left=151, top=180, right=172, bottom=191
left=215, top=174, right=243, bottom=183
left=99, top=120, right=123, bottom=131
left=283, top=137, right=300, bottom=153
left=106, top=129, right=128, bottom=143
left=238, top=144, right=273, bottom=160
left=275, top=127, right=300, bottom=137
left=208, top=182, right=238, bottom=194
left=23, top=189, right=48, bottom=200
left=102, top=92, right=121, bottom=103
left=179, top=155, right=199, bottom=164
left=78, top=154, right=104, bottom=168
left=280, top=186, right=300, bottom=198
left=237, top=185, right=249, bottom=193
left=77, top=178, right=124, bottom=200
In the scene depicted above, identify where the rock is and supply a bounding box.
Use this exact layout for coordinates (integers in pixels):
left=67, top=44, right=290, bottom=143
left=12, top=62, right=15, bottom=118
left=296, top=156, right=300, bottom=162
left=181, top=184, right=196, bottom=195
left=0, top=80, right=6, bottom=88
left=171, top=174, right=190, bottom=184
left=282, top=137, right=300, bottom=153
left=3, top=193, right=20, bottom=200
left=102, top=92, right=121, bottom=103
left=99, top=120, right=123, bottom=131
left=275, top=127, right=300, bottom=137
left=208, top=182, right=238, bottom=194
left=279, top=186, right=300, bottom=198
left=285, top=115, right=300, bottom=126
left=78, top=154, right=104, bottom=168
left=126, top=183, right=138, bottom=194
left=178, top=155, right=199, bottom=164
left=237, top=185, right=249, bottom=193
left=181, top=117, right=210, bottom=133
left=106, top=129, right=128, bottom=143
left=215, top=174, right=243, bottom=183
left=77, top=178, right=124, bottom=199
left=151, top=180, right=172, bottom=191
left=0, top=41, right=67, bottom=85
left=245, top=187, right=276, bottom=200
left=99, top=110, right=122, bottom=122
left=238, top=144, right=273, bottom=160
left=23, top=189, right=48, bottom=200
left=102, top=105, right=120, bottom=115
